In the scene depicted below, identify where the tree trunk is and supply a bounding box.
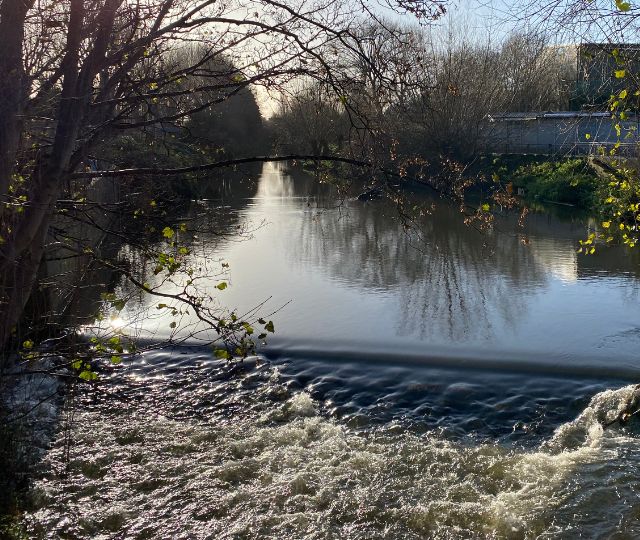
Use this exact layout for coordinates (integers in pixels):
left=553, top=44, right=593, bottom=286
left=0, top=0, right=125, bottom=355
left=0, top=0, right=34, bottom=220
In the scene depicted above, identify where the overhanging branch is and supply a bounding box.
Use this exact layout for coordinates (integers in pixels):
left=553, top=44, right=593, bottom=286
left=70, top=154, right=374, bottom=178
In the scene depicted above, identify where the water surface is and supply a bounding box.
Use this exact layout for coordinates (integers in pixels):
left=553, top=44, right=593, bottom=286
left=23, top=163, right=640, bottom=538
left=116, top=163, right=640, bottom=373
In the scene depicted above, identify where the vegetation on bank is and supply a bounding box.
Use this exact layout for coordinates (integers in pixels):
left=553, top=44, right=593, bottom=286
left=474, top=155, right=602, bottom=210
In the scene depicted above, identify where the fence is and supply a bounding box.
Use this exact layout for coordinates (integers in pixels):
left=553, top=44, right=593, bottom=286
left=483, top=112, right=640, bottom=156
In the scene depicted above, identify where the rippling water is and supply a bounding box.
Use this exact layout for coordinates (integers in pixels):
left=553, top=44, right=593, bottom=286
left=23, top=163, right=640, bottom=538
left=22, top=351, right=640, bottom=539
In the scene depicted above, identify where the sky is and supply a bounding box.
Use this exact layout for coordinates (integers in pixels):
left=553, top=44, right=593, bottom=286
left=378, top=0, right=517, bottom=41
left=381, top=0, right=631, bottom=45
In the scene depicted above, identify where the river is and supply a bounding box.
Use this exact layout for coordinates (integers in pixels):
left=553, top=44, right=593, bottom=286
left=22, top=163, right=640, bottom=538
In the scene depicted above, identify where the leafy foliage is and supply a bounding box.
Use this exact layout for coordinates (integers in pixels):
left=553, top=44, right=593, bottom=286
left=510, top=159, right=600, bottom=208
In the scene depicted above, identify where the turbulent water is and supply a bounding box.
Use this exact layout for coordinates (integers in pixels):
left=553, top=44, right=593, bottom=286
left=22, top=163, right=640, bottom=538
left=21, top=350, right=640, bottom=539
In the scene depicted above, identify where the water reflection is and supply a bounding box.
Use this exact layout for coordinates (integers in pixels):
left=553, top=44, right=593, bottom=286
left=291, top=197, right=546, bottom=342
left=117, top=163, right=640, bottom=365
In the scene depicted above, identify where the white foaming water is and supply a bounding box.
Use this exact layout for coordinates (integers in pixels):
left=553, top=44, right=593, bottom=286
left=20, top=363, right=640, bottom=539
left=286, top=392, right=317, bottom=417
left=547, top=384, right=640, bottom=451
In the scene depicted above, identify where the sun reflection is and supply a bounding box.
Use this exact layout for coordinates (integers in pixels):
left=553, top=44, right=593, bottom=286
left=109, top=316, right=126, bottom=330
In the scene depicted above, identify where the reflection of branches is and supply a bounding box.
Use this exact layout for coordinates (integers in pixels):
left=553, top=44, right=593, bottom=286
left=288, top=181, right=550, bottom=342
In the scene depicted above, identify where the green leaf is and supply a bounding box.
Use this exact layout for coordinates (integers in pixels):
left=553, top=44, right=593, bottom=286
left=79, top=370, right=98, bottom=381
left=169, top=321, right=177, bottom=329
left=22, top=340, right=34, bottom=349
left=216, top=282, right=228, bottom=290
left=111, top=355, right=122, bottom=365
left=264, top=320, right=275, bottom=333
left=162, top=226, right=175, bottom=239
left=215, top=349, right=230, bottom=359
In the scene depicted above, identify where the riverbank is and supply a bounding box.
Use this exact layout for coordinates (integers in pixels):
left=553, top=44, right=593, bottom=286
left=469, top=154, right=604, bottom=211
left=298, top=152, right=609, bottom=214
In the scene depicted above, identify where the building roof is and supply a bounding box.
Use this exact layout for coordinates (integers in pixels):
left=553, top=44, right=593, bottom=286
left=487, top=111, right=613, bottom=122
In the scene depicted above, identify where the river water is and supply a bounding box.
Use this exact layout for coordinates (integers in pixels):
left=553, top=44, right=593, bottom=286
left=23, top=164, right=640, bottom=538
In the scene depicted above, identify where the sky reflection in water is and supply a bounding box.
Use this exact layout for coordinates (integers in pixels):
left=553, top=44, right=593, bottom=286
left=117, top=162, right=640, bottom=374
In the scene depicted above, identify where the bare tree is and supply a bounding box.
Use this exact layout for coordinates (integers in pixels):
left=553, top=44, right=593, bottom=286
left=499, top=32, right=575, bottom=112
left=0, top=0, right=450, bottom=357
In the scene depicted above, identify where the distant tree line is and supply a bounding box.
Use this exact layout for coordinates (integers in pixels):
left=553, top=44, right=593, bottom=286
left=271, top=26, right=576, bottom=160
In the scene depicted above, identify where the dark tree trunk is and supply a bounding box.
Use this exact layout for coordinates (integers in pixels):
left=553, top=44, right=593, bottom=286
left=0, top=0, right=34, bottom=219
left=0, top=0, right=122, bottom=355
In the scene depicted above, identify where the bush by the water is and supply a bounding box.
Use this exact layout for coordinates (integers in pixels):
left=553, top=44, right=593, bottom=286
left=510, top=159, right=599, bottom=207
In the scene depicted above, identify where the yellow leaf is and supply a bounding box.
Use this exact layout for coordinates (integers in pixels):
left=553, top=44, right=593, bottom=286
left=616, top=0, right=631, bottom=11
